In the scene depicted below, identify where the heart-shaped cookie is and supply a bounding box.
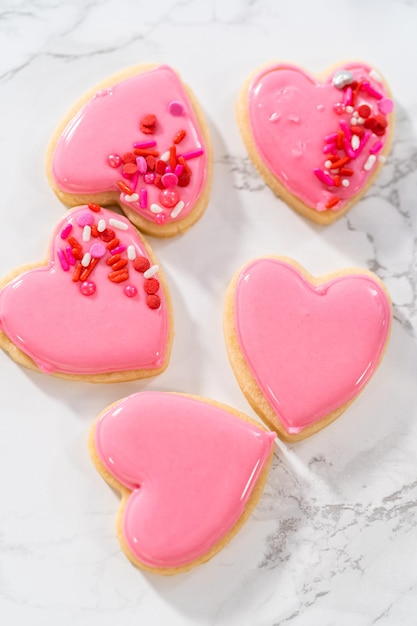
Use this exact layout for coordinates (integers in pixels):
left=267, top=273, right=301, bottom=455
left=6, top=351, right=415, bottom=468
left=46, top=64, right=212, bottom=237
left=0, top=205, right=172, bottom=382
left=89, top=391, right=275, bottom=574
left=224, top=257, right=392, bottom=441
left=237, top=62, right=394, bottom=224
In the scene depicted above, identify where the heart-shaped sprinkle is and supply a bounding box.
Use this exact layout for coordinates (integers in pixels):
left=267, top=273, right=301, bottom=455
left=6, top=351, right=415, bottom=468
left=90, top=391, right=275, bottom=573
left=238, top=62, right=394, bottom=224
left=123, top=192, right=139, bottom=203
left=224, top=257, right=392, bottom=441
left=0, top=205, right=172, bottom=380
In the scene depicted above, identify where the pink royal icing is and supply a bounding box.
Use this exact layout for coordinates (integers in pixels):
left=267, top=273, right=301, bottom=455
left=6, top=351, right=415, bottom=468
left=233, top=258, right=391, bottom=434
left=247, top=62, right=393, bottom=212
left=0, top=206, right=170, bottom=375
left=93, top=392, right=275, bottom=569
left=51, top=65, right=208, bottom=227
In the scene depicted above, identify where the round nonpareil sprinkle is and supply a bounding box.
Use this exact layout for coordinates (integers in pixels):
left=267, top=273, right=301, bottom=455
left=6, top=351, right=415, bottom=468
left=80, top=280, right=96, bottom=296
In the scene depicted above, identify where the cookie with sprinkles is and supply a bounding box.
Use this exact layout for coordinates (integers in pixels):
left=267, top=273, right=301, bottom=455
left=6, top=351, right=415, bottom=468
left=0, top=205, right=173, bottom=382
left=237, top=62, right=394, bottom=224
left=46, top=65, right=212, bottom=237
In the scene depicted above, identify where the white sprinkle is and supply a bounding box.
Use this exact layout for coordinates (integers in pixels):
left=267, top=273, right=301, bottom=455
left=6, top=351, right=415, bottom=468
left=144, top=264, right=159, bottom=278
left=379, top=155, right=386, bottom=163
left=160, top=151, right=170, bottom=162
left=123, top=193, right=139, bottom=203
left=97, top=219, right=106, bottom=232
left=127, top=245, right=136, bottom=261
left=357, top=117, right=365, bottom=125
left=170, top=201, right=185, bottom=219
left=324, top=160, right=332, bottom=169
left=342, top=179, right=350, bottom=187
left=82, top=225, right=91, bottom=242
left=369, top=68, right=383, bottom=83
left=350, top=117, right=357, bottom=126
left=351, top=135, right=360, bottom=150
left=346, top=106, right=354, bottom=114
left=81, top=252, right=91, bottom=267
left=109, top=217, right=128, bottom=230
left=364, top=154, right=377, bottom=171
left=269, top=112, right=281, bottom=122
left=150, top=203, right=163, bottom=214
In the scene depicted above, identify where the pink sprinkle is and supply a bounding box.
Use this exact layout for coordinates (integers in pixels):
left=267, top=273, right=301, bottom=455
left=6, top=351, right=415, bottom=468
left=57, top=248, right=69, bottom=271
left=168, top=100, right=184, bottom=116
left=60, top=223, right=73, bottom=240
left=124, top=284, right=137, bottom=298
left=362, top=82, right=383, bottom=100
left=174, top=164, right=184, bottom=176
left=130, top=171, right=139, bottom=191
left=343, top=138, right=356, bottom=159
left=144, top=172, right=155, bottom=184
left=90, top=242, right=106, bottom=258
left=370, top=140, right=384, bottom=155
left=339, top=119, right=351, bottom=140
left=80, top=281, right=96, bottom=296
left=354, top=130, right=372, bottom=157
left=313, top=169, right=335, bottom=186
left=107, top=154, right=122, bottom=168
left=324, top=133, right=338, bottom=143
left=162, top=172, right=178, bottom=188
left=378, top=98, right=394, bottom=114
left=133, top=140, right=157, bottom=149
left=110, top=245, right=126, bottom=255
left=344, top=87, right=353, bottom=106
left=155, top=213, right=167, bottom=225
left=180, top=149, right=204, bottom=160
left=65, top=246, right=76, bottom=266
left=76, top=212, right=94, bottom=227
left=139, top=188, right=147, bottom=208
left=136, top=156, right=147, bottom=174
left=323, top=142, right=337, bottom=154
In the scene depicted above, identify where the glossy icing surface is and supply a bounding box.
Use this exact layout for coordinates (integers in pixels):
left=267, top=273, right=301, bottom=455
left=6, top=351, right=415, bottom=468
left=52, top=65, right=207, bottom=227
left=233, top=258, right=391, bottom=434
left=0, top=206, right=169, bottom=375
left=247, top=63, right=392, bottom=212
left=94, top=392, right=275, bottom=569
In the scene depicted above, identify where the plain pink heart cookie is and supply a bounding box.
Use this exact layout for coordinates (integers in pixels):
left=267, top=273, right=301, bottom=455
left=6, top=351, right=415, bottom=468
left=46, top=64, right=212, bottom=237
left=237, top=62, right=394, bottom=224
left=89, top=391, right=276, bottom=575
left=224, top=257, right=392, bottom=441
left=0, top=205, right=172, bottom=382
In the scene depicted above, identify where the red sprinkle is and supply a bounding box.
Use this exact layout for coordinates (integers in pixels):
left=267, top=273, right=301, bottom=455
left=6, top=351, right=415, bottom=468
left=108, top=269, right=129, bottom=283
left=178, top=155, right=191, bottom=175
left=111, top=258, right=129, bottom=271
left=336, top=130, right=344, bottom=150
left=350, top=125, right=365, bottom=137
left=156, top=159, right=167, bottom=175
left=173, top=129, right=186, bottom=144
left=330, top=156, right=351, bottom=170
left=358, top=104, right=371, bottom=119
left=169, top=145, right=177, bottom=171
left=99, top=229, right=116, bottom=243
left=80, top=257, right=99, bottom=281
left=177, top=170, right=191, bottom=187
left=140, top=114, right=157, bottom=134
left=364, top=117, right=377, bottom=130
left=91, top=224, right=99, bottom=237
left=146, top=294, right=161, bottom=309
left=339, top=167, right=354, bottom=176
left=133, top=256, right=151, bottom=273
left=154, top=174, right=165, bottom=190
left=72, top=263, right=83, bottom=282
left=117, top=180, right=133, bottom=194
left=122, top=152, right=136, bottom=164
left=333, top=175, right=341, bottom=187
left=144, top=277, right=160, bottom=295
left=106, top=253, right=121, bottom=266
left=134, top=148, right=160, bottom=157
left=145, top=155, right=156, bottom=171
left=123, top=162, right=138, bottom=175
left=325, top=196, right=340, bottom=209
left=88, top=202, right=101, bottom=213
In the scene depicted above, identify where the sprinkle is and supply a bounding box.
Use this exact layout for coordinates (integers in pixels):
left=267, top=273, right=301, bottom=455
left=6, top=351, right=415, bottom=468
left=106, top=237, right=120, bottom=250
left=123, top=193, right=139, bottom=203
left=133, top=148, right=160, bottom=157
left=313, top=169, right=335, bottom=186
left=97, top=219, right=106, bottom=232
left=357, top=117, right=365, bottom=125
left=343, top=138, right=356, bottom=159
left=339, top=167, right=354, bottom=176
left=342, top=179, right=350, bottom=187
left=65, top=247, right=76, bottom=266
left=155, top=213, right=167, bottom=225
left=325, top=196, right=340, bottom=209
left=117, top=180, right=133, bottom=195
left=324, top=133, right=338, bottom=143
left=83, top=225, right=91, bottom=242
left=330, top=156, right=351, bottom=170
left=361, top=82, right=383, bottom=100
left=88, top=202, right=101, bottom=213
left=160, top=151, right=170, bottom=162
left=323, top=142, right=337, bottom=154
left=160, top=188, right=180, bottom=208
left=80, top=280, right=96, bottom=296
left=127, top=245, right=136, bottom=261
left=173, top=129, right=186, bottom=144
left=90, top=242, right=106, bottom=258
left=107, top=154, right=122, bottom=168
left=100, top=228, right=116, bottom=243
left=162, top=172, right=178, bottom=188
left=324, top=160, right=333, bottom=169
left=168, top=100, right=184, bottom=116
left=144, top=277, right=160, bottom=294
left=139, top=188, right=147, bottom=208
left=350, top=125, right=365, bottom=137
left=358, top=104, right=371, bottom=119
left=133, top=256, right=151, bottom=273
left=111, top=258, right=128, bottom=271
left=378, top=98, right=394, bottom=114
left=60, top=224, right=73, bottom=239
left=136, top=156, right=147, bottom=174
left=109, top=217, right=128, bottom=231
left=364, top=154, right=377, bottom=171
left=123, top=162, right=138, bottom=176
left=80, top=257, right=99, bottom=281
left=124, top=285, right=137, bottom=298
left=133, top=140, right=157, bottom=149
left=68, top=236, right=82, bottom=252
left=354, top=130, right=372, bottom=157
left=150, top=203, right=163, bottom=214
left=351, top=135, right=360, bottom=150
left=122, top=152, right=136, bottom=164
left=170, top=200, right=185, bottom=219
left=169, top=145, right=177, bottom=171
left=370, top=140, right=384, bottom=155
left=81, top=252, right=91, bottom=267
left=72, top=263, right=83, bottom=282
left=146, top=294, right=161, bottom=309
left=106, top=254, right=121, bottom=266
left=180, top=149, right=204, bottom=160
left=144, top=264, right=159, bottom=279
left=77, top=212, right=94, bottom=227
left=108, top=269, right=129, bottom=283
left=144, top=172, right=155, bottom=184
left=57, top=248, right=69, bottom=271
left=333, top=175, right=341, bottom=187
left=345, top=105, right=354, bottom=114
left=140, top=114, right=157, bottom=134
left=174, top=164, right=184, bottom=176
left=344, top=87, right=353, bottom=106
left=332, top=69, right=354, bottom=89
left=109, top=245, right=126, bottom=255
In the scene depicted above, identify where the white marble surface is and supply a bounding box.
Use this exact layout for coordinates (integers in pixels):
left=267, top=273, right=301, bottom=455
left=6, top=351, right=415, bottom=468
left=1, top=0, right=417, bottom=624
